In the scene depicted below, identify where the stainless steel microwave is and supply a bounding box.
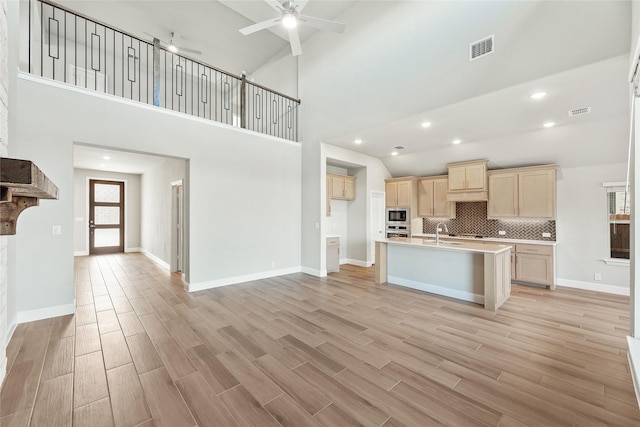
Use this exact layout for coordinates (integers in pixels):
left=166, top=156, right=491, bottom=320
left=386, top=208, right=410, bottom=225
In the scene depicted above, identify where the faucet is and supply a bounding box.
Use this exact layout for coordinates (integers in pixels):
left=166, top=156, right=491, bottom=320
left=435, top=222, right=449, bottom=245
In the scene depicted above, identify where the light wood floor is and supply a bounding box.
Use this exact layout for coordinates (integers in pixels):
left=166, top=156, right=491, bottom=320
left=1, top=253, right=639, bottom=426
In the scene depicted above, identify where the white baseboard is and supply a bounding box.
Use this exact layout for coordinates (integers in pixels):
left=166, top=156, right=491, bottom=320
left=74, top=251, right=89, bottom=257
left=556, top=278, right=630, bottom=296
left=388, top=275, right=484, bottom=305
left=125, top=247, right=141, bottom=253
left=344, top=259, right=373, bottom=268
left=301, top=266, right=326, bottom=277
left=15, top=303, right=76, bottom=324
left=627, top=337, right=640, bottom=410
left=188, top=266, right=303, bottom=292
left=140, top=249, right=170, bottom=270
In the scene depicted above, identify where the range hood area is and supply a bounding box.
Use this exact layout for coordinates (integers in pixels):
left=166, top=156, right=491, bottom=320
left=445, top=159, right=489, bottom=202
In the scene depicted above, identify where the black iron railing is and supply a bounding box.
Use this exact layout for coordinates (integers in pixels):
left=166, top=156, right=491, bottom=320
left=26, top=0, right=300, bottom=141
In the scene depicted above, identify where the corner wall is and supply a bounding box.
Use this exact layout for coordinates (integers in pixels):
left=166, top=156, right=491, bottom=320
left=0, top=0, right=8, bottom=386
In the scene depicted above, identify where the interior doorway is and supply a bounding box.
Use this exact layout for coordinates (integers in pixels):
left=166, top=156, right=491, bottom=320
left=170, top=180, right=185, bottom=273
left=89, top=179, right=125, bottom=254
left=370, top=191, right=386, bottom=262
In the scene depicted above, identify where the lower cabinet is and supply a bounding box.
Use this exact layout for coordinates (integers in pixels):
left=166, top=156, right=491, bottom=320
left=327, top=237, right=340, bottom=273
left=513, top=243, right=555, bottom=288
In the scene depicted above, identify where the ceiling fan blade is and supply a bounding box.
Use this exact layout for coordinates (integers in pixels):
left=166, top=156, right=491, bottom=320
left=298, top=14, right=346, bottom=33
left=287, top=27, right=302, bottom=56
left=239, top=17, right=282, bottom=35
left=176, top=45, right=203, bottom=55
left=264, top=0, right=285, bottom=13
left=292, top=0, right=309, bottom=13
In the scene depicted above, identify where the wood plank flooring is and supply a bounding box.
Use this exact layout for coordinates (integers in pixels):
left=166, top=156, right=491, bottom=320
left=1, top=253, right=639, bottom=426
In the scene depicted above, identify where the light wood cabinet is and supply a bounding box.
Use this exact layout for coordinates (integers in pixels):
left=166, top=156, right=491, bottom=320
left=447, top=160, right=488, bottom=192
left=418, top=176, right=456, bottom=218
left=488, top=166, right=556, bottom=219
left=385, top=178, right=417, bottom=208
left=513, top=243, right=555, bottom=288
left=327, top=173, right=356, bottom=201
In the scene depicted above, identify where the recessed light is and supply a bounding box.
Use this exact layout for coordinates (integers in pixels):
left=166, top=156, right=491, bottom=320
left=421, top=121, right=431, bottom=128
left=102, top=155, right=111, bottom=160
left=354, top=139, right=362, bottom=145
left=391, top=151, right=398, bottom=156
left=530, top=91, right=547, bottom=100
left=543, top=121, right=555, bottom=128
left=452, top=139, right=461, bottom=145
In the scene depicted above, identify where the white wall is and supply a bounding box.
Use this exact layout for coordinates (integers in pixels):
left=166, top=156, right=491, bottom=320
left=140, top=157, right=186, bottom=266
left=555, top=163, right=630, bottom=291
left=12, top=74, right=301, bottom=318
left=0, top=0, right=8, bottom=386
left=73, top=168, right=141, bottom=255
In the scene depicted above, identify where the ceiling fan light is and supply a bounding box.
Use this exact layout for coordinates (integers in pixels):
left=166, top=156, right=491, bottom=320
left=282, top=13, right=297, bottom=29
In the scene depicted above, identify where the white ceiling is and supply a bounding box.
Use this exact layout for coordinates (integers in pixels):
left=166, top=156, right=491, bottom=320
left=74, top=145, right=170, bottom=174
left=59, top=1, right=632, bottom=177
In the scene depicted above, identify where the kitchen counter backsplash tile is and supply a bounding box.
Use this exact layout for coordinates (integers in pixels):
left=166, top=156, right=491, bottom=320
left=423, top=202, right=556, bottom=241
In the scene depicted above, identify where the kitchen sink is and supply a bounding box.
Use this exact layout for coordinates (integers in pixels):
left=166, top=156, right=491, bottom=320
left=422, top=239, right=463, bottom=245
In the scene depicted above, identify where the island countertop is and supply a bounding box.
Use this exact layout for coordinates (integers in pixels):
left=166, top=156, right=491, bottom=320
left=382, top=237, right=512, bottom=255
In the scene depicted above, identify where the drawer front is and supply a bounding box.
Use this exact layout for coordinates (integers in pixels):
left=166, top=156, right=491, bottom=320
left=327, top=238, right=340, bottom=246
left=516, top=243, right=553, bottom=256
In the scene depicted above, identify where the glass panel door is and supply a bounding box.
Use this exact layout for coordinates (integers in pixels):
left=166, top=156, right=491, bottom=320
left=89, top=179, right=125, bottom=254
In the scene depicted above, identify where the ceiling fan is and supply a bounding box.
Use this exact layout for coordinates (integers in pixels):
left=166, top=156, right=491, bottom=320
left=239, top=0, right=346, bottom=56
left=143, top=31, right=203, bottom=55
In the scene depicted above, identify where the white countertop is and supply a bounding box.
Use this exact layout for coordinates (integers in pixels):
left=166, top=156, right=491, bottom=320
left=325, top=234, right=341, bottom=239
left=382, top=237, right=512, bottom=254
left=412, top=233, right=557, bottom=246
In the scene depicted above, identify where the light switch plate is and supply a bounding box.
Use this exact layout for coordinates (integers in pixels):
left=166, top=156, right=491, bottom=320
left=542, top=232, right=551, bottom=238
left=498, top=230, right=506, bottom=236
left=52, top=225, right=62, bottom=235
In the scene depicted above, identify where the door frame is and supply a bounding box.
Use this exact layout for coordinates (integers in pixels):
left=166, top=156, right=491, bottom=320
left=170, top=179, right=184, bottom=273
left=370, top=190, right=386, bottom=264
left=85, top=177, right=128, bottom=255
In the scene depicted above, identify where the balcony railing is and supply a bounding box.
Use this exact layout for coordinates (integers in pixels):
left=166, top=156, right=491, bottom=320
left=26, top=0, right=300, bottom=142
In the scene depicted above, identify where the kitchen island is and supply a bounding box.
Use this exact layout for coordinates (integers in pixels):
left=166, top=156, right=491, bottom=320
left=375, top=237, right=512, bottom=310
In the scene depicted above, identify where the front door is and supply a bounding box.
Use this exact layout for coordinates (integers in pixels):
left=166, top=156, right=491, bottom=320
left=89, top=179, right=125, bottom=255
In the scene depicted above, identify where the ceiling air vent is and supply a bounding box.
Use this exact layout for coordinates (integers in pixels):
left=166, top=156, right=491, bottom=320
left=393, top=145, right=406, bottom=150
left=568, top=107, right=591, bottom=117
left=470, top=35, right=494, bottom=61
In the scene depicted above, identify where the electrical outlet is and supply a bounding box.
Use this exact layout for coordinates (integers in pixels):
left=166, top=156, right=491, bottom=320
left=436, top=227, right=442, bottom=232
left=498, top=230, right=506, bottom=236
left=542, top=232, right=551, bottom=238
left=594, top=273, right=602, bottom=281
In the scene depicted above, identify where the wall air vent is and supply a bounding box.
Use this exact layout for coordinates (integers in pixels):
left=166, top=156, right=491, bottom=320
left=393, top=145, right=406, bottom=150
left=568, top=107, right=592, bottom=117
left=470, top=35, right=494, bottom=61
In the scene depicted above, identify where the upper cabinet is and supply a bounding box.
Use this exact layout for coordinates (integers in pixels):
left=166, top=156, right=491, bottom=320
left=488, top=166, right=557, bottom=219
left=446, top=160, right=488, bottom=202
left=328, top=173, right=356, bottom=201
left=418, top=176, right=456, bottom=218
left=385, top=178, right=417, bottom=209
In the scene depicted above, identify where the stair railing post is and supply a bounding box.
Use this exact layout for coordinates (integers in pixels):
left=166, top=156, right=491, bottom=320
left=240, top=71, right=247, bottom=129
left=153, top=38, right=160, bottom=107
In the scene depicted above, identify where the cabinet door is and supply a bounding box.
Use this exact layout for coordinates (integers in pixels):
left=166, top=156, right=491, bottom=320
left=466, top=164, right=487, bottom=190
left=344, top=178, right=355, bottom=200
left=488, top=173, right=519, bottom=218
left=433, top=178, right=455, bottom=217
left=331, top=176, right=346, bottom=199
left=417, top=179, right=434, bottom=217
left=519, top=169, right=556, bottom=219
left=385, top=182, right=397, bottom=207
left=516, top=253, right=553, bottom=286
left=396, top=181, right=413, bottom=207
left=448, top=166, right=467, bottom=191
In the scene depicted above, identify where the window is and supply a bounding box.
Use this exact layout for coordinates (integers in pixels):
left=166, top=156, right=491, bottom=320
left=606, top=184, right=630, bottom=260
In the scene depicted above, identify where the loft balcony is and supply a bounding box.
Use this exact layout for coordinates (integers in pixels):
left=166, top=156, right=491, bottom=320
left=23, top=0, right=301, bottom=142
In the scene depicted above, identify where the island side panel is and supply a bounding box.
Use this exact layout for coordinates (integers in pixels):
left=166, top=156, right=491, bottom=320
left=375, top=241, right=387, bottom=284
left=386, top=244, right=484, bottom=304
left=484, top=249, right=511, bottom=311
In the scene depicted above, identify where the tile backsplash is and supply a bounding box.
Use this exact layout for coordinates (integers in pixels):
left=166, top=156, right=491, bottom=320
left=422, top=202, right=556, bottom=241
